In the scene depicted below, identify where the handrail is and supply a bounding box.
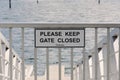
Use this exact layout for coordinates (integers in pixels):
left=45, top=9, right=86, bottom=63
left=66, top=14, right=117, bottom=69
left=0, top=22, right=120, bottom=28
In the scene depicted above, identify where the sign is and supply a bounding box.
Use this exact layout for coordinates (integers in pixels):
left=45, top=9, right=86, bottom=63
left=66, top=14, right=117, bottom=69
left=35, top=28, right=85, bottom=48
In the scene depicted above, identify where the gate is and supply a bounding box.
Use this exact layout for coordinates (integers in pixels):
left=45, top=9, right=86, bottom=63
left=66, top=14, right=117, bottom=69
left=0, top=23, right=120, bottom=80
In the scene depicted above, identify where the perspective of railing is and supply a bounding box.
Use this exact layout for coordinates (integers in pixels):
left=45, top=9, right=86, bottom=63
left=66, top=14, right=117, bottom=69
left=0, top=31, right=22, bottom=80
left=0, top=22, right=120, bottom=80
left=73, top=28, right=120, bottom=80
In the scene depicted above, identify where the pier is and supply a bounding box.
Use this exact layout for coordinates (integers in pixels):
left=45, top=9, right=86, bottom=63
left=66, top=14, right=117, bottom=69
left=0, top=23, right=120, bottom=80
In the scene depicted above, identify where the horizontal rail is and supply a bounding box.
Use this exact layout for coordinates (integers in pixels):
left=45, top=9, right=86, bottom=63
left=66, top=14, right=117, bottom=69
left=0, top=22, right=120, bottom=28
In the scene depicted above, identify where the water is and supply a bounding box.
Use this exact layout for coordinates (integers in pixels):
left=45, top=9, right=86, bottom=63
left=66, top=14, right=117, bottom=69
left=0, top=0, right=120, bottom=22
left=0, top=0, right=120, bottom=75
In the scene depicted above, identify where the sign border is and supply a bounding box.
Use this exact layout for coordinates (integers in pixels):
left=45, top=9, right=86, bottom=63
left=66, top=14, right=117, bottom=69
left=34, top=27, right=85, bottom=48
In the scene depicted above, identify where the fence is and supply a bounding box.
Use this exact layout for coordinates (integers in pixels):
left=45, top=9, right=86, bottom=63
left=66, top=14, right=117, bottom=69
left=0, top=22, right=120, bottom=80
left=0, top=30, right=22, bottom=80
left=73, top=27, right=120, bottom=80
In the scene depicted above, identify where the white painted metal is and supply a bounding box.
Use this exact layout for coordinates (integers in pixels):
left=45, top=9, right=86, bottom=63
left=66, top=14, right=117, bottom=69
left=9, top=28, right=13, bottom=80
left=83, top=48, right=85, bottom=80
left=0, top=22, right=120, bottom=28
left=58, top=48, right=61, bottom=80
left=34, top=48, right=37, bottom=80
left=0, top=31, right=23, bottom=80
left=0, top=23, right=120, bottom=80
left=107, top=28, right=110, bottom=80
left=46, top=48, right=49, bottom=80
left=75, top=66, right=77, bottom=80
left=0, top=34, right=2, bottom=80
left=95, top=28, right=98, bottom=80
left=119, top=28, right=120, bottom=80
left=85, top=52, right=90, bottom=80
left=22, top=28, right=25, bottom=80
left=79, top=64, right=83, bottom=80
left=71, top=48, right=73, bottom=80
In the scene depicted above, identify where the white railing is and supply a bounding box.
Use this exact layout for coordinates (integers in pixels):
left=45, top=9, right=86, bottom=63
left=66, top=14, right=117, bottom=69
left=0, top=22, right=120, bottom=80
left=73, top=28, right=120, bottom=80
left=0, top=32, right=22, bottom=80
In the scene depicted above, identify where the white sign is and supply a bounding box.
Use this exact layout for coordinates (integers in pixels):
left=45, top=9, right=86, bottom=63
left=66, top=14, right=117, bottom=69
left=35, top=28, right=85, bottom=48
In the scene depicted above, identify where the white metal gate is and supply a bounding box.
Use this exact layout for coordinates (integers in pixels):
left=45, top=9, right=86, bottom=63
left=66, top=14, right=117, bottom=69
left=0, top=23, right=120, bottom=80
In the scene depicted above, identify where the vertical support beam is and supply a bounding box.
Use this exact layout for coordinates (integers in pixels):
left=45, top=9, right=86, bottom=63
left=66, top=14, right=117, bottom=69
left=9, top=0, right=11, bottom=8
left=98, top=0, right=100, bottom=4
left=107, top=28, right=110, bottom=80
left=71, top=48, right=73, bottom=80
left=0, top=34, right=2, bottom=80
left=46, top=48, right=49, bottom=80
left=34, top=48, right=37, bottom=80
left=58, top=48, right=61, bottom=80
left=37, top=0, right=39, bottom=3
left=79, top=65, right=83, bottom=80
left=22, top=28, right=25, bottom=80
left=118, top=28, right=120, bottom=80
left=9, top=27, right=13, bottom=80
left=75, top=66, right=77, bottom=80
left=83, top=48, right=85, bottom=80
left=95, top=28, right=98, bottom=80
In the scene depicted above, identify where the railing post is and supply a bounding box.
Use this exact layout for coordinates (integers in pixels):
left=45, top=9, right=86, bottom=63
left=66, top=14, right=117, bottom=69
left=34, top=48, right=37, bottom=80
left=71, top=48, right=73, bottom=80
left=98, top=0, right=100, bottom=4
left=118, top=28, right=120, bottom=80
left=75, top=66, right=77, bottom=80
left=83, top=48, right=85, bottom=80
left=95, top=27, right=98, bottom=80
left=58, top=48, right=61, bottom=80
left=21, top=28, right=25, bottom=80
left=46, top=48, right=49, bottom=80
left=9, top=0, right=11, bottom=8
left=9, top=27, right=13, bottom=80
left=79, top=64, right=83, bottom=80
left=107, top=28, right=110, bottom=80
left=37, top=0, right=39, bottom=3
left=0, top=36, right=2, bottom=80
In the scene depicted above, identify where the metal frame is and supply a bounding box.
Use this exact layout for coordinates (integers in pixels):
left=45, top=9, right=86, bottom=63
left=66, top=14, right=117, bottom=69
left=0, top=23, right=120, bottom=80
left=0, top=22, right=120, bottom=28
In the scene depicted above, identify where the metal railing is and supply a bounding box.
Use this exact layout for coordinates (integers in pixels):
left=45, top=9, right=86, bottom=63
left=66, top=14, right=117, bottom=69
left=0, top=31, right=22, bottom=80
left=0, top=22, right=120, bottom=80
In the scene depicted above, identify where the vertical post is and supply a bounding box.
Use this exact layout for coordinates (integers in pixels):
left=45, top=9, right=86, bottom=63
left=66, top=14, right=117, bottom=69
left=95, top=28, right=98, bottom=80
left=79, top=65, right=82, bottom=80
left=58, top=48, right=61, bottom=80
left=75, top=66, right=77, bottom=80
left=9, top=0, right=11, bottom=8
left=46, top=48, right=49, bottom=80
left=34, top=48, right=37, bottom=80
left=9, top=27, right=13, bottom=80
left=0, top=35, right=2, bottom=80
left=107, top=28, right=110, bottom=80
left=98, top=0, right=100, bottom=4
left=71, top=48, right=73, bottom=80
left=37, top=0, right=39, bottom=4
left=22, top=28, right=25, bottom=80
left=118, top=28, right=120, bottom=80
left=83, top=48, right=85, bottom=80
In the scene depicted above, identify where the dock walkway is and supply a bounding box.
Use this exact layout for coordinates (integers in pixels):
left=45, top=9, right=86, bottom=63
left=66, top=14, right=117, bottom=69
left=26, top=65, right=70, bottom=80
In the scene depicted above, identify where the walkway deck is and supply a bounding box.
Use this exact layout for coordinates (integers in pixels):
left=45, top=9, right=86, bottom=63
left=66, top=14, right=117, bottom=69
left=26, top=65, right=70, bottom=80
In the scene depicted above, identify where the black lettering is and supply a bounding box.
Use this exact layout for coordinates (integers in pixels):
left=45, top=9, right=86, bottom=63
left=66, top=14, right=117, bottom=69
left=40, top=31, right=62, bottom=36
left=57, top=38, right=80, bottom=43
left=40, top=32, right=44, bottom=36
left=39, top=38, right=54, bottom=43
left=65, top=32, right=80, bottom=36
left=65, top=32, right=69, bottom=36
